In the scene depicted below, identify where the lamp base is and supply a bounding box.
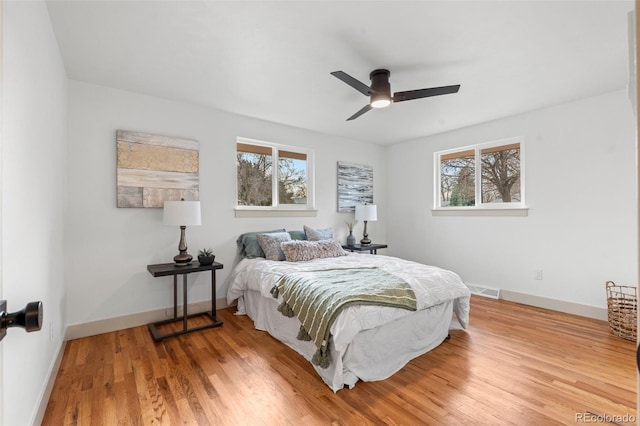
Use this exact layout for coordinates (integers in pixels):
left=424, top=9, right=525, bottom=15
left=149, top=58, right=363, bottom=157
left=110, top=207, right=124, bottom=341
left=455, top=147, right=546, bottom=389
left=361, top=220, right=371, bottom=245
left=173, top=252, right=193, bottom=266
left=173, top=225, right=192, bottom=266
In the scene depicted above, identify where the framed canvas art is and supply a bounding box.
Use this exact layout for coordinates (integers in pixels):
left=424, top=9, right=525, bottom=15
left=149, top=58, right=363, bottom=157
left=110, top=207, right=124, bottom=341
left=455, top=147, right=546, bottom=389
left=337, top=161, right=373, bottom=212
left=116, top=130, right=199, bottom=208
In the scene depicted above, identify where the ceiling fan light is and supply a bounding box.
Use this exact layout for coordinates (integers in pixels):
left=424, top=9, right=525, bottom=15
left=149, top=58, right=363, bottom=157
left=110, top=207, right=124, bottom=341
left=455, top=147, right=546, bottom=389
left=371, top=95, right=391, bottom=108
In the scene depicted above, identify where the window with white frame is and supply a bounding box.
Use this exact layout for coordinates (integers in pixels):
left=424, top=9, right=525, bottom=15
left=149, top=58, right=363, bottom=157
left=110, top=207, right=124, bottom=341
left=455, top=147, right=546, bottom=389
left=236, top=138, right=314, bottom=210
left=435, top=138, right=524, bottom=209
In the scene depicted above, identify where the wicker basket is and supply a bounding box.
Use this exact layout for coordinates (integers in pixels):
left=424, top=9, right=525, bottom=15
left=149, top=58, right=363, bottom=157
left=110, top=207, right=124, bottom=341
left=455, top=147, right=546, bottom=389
left=606, top=281, right=637, bottom=342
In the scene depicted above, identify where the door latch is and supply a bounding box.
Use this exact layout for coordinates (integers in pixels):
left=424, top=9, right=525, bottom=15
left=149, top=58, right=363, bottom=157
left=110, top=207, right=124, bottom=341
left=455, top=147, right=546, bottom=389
left=0, top=300, right=43, bottom=342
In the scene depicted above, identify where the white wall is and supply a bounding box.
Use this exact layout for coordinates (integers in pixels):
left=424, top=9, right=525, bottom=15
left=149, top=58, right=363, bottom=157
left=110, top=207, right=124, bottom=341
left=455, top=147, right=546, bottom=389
left=65, top=80, right=386, bottom=327
left=2, top=1, right=68, bottom=425
left=0, top=4, right=634, bottom=423
left=386, top=90, right=637, bottom=312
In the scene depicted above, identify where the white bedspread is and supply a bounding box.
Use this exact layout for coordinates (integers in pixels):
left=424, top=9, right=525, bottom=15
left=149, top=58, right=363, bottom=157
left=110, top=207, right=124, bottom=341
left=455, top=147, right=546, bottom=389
left=227, top=253, right=471, bottom=354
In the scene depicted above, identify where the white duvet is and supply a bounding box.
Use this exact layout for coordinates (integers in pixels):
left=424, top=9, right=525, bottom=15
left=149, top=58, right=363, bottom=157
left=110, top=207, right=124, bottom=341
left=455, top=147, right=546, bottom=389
left=227, top=253, right=471, bottom=355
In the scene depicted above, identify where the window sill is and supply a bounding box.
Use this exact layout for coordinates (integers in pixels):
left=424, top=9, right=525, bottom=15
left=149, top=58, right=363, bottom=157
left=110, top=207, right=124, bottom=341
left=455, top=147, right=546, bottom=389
left=432, top=207, right=528, bottom=217
left=235, top=208, right=318, bottom=218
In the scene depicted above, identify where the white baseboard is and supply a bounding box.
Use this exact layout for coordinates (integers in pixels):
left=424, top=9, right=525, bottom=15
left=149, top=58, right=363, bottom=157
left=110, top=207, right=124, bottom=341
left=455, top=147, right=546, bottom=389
left=33, top=339, right=66, bottom=425
left=65, top=297, right=230, bottom=341
left=64, top=291, right=606, bottom=340
left=499, top=290, right=607, bottom=321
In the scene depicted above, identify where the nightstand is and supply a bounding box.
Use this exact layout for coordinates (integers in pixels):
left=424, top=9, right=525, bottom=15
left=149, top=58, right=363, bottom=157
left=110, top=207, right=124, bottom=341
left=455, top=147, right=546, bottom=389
left=147, top=261, right=224, bottom=341
left=342, top=243, right=388, bottom=255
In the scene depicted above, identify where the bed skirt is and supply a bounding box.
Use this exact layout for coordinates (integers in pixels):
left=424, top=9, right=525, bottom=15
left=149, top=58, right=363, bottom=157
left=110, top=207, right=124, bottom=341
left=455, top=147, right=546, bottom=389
left=239, top=289, right=461, bottom=392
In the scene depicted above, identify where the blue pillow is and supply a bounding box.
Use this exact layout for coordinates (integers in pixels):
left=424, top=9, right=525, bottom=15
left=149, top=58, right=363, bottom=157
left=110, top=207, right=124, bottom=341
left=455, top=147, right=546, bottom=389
left=287, top=230, right=307, bottom=241
left=303, top=225, right=334, bottom=241
left=237, top=229, right=286, bottom=258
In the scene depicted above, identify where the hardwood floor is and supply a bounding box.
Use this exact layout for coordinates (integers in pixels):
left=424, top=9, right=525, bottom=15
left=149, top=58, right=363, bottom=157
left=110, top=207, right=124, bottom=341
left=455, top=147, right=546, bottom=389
left=43, top=296, right=637, bottom=425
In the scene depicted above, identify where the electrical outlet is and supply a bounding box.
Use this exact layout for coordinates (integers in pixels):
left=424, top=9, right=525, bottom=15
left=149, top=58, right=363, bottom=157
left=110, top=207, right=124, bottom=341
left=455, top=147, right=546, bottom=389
left=534, top=270, right=543, bottom=280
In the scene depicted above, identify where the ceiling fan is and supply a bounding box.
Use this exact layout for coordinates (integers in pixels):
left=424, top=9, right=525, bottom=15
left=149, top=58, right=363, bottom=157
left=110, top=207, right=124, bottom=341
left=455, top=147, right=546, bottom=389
left=330, top=69, right=460, bottom=121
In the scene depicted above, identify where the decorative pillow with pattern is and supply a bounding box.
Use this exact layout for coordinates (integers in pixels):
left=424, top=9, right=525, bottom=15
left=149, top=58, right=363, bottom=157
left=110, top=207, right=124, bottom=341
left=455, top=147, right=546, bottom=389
left=281, top=239, right=347, bottom=262
left=256, top=232, right=292, bottom=261
left=237, top=229, right=286, bottom=258
left=303, top=225, right=334, bottom=241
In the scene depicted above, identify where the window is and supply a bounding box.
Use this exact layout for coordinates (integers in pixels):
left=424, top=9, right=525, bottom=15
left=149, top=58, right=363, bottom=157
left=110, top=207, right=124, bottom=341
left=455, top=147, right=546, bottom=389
left=236, top=138, right=314, bottom=213
left=435, top=138, right=524, bottom=210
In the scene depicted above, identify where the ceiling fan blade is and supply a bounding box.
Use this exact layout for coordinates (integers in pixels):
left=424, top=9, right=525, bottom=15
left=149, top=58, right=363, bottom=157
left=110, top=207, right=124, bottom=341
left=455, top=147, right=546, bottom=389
left=331, top=71, right=372, bottom=96
left=346, top=104, right=373, bottom=121
left=393, top=84, right=460, bottom=103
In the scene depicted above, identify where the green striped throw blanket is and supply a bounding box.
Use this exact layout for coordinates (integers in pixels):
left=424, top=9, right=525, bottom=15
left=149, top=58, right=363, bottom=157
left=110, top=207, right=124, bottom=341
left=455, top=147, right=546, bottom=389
left=270, top=267, right=417, bottom=368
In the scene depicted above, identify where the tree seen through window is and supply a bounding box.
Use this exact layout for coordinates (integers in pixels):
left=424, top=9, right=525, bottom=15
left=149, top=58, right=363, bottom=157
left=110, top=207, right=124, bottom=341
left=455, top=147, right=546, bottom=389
left=438, top=141, right=522, bottom=208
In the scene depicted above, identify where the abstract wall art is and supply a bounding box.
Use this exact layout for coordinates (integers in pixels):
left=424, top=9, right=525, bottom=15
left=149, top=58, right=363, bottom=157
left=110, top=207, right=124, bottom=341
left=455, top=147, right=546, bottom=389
left=116, top=130, right=200, bottom=208
left=337, top=161, right=373, bottom=212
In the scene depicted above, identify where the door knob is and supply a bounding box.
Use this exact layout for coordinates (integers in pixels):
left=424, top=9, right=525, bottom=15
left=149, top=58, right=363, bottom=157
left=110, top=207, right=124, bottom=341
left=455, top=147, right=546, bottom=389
left=0, top=300, right=43, bottom=342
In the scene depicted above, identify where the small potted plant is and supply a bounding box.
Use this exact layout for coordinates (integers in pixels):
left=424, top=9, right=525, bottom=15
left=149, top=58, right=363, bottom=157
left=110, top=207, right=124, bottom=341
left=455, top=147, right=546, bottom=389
left=197, top=248, right=215, bottom=265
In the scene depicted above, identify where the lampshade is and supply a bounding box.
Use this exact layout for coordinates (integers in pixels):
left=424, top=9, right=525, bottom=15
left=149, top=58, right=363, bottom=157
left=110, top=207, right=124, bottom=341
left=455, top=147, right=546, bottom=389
left=163, top=200, right=201, bottom=226
left=355, top=204, right=377, bottom=221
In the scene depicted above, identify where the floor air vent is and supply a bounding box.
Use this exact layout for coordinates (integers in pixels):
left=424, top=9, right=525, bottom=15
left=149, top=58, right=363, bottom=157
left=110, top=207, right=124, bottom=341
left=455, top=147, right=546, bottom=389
left=466, top=284, right=500, bottom=299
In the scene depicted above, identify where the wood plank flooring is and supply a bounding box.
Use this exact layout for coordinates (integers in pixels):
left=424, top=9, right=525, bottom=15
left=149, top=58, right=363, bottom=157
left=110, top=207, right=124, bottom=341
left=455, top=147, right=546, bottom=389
left=42, top=296, right=637, bottom=425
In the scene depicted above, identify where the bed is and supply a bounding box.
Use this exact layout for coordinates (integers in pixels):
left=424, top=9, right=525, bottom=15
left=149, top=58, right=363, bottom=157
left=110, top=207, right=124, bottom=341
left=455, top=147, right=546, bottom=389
left=226, top=231, right=471, bottom=392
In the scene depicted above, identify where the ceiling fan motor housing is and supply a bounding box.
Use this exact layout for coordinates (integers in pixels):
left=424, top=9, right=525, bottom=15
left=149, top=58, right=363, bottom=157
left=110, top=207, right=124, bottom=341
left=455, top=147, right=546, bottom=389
left=370, top=69, right=391, bottom=106
left=370, top=69, right=391, bottom=95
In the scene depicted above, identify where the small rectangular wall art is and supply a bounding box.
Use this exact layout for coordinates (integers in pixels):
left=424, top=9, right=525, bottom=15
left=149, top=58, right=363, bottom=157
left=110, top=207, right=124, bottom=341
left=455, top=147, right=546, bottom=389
left=337, top=161, right=373, bottom=212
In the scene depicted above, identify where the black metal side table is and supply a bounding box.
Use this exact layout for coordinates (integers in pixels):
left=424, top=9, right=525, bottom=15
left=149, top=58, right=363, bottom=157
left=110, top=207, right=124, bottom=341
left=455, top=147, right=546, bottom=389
left=342, top=243, right=388, bottom=255
left=147, top=261, right=224, bottom=341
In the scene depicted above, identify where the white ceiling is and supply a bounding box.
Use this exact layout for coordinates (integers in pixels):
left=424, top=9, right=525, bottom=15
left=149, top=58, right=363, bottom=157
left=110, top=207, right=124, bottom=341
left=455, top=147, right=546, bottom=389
left=45, top=0, right=634, bottom=145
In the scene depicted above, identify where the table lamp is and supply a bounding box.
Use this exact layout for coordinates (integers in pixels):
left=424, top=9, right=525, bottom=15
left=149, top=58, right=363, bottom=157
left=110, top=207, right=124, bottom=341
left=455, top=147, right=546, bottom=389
left=355, top=204, right=377, bottom=246
left=163, top=200, right=201, bottom=266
